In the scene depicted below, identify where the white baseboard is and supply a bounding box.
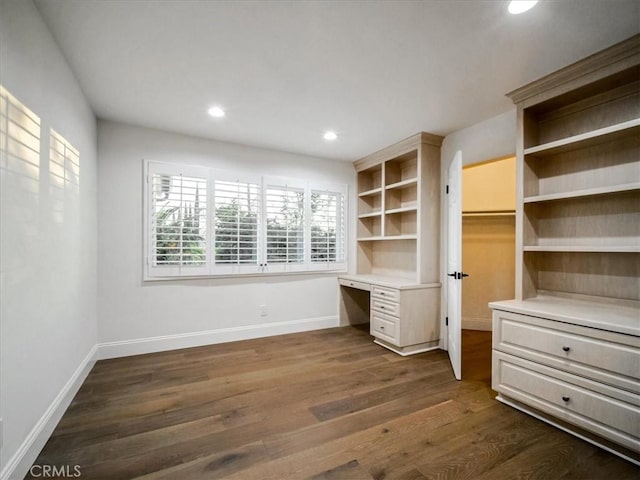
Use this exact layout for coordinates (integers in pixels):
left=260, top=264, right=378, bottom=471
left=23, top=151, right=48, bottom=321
left=1, top=345, right=98, bottom=480
left=97, top=315, right=340, bottom=360
left=462, top=317, right=492, bottom=331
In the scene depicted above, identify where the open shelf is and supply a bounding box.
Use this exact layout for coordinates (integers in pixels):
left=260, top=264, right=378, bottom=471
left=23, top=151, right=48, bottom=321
left=386, top=178, right=418, bottom=191
left=385, top=183, right=417, bottom=211
left=385, top=205, right=417, bottom=215
left=358, top=164, right=382, bottom=193
left=523, top=245, right=639, bottom=252
left=358, top=191, right=382, bottom=216
left=358, top=211, right=383, bottom=219
left=357, top=234, right=418, bottom=242
left=524, top=119, right=640, bottom=156
left=385, top=209, right=417, bottom=237
left=523, top=65, right=640, bottom=149
left=523, top=133, right=639, bottom=199
left=522, top=191, right=639, bottom=251
left=385, top=151, right=418, bottom=187
left=512, top=41, right=640, bottom=303
left=522, top=250, right=639, bottom=302
left=353, top=132, right=442, bottom=285
left=358, top=187, right=382, bottom=197
left=524, top=182, right=640, bottom=203
left=358, top=215, right=382, bottom=239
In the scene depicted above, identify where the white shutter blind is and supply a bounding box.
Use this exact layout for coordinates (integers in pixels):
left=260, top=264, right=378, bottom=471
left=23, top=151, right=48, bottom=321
left=265, top=184, right=305, bottom=266
left=214, top=178, right=261, bottom=266
left=149, top=167, right=208, bottom=276
left=145, top=162, right=347, bottom=279
left=310, top=190, right=344, bottom=264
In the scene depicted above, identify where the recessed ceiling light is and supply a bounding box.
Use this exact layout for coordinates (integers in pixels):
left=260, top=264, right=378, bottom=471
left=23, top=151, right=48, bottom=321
left=508, top=0, right=538, bottom=14
left=323, top=131, right=338, bottom=141
left=208, top=106, right=225, bottom=118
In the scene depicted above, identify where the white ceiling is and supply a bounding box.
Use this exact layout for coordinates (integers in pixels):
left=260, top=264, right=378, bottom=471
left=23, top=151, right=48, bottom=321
left=34, top=0, right=639, bottom=161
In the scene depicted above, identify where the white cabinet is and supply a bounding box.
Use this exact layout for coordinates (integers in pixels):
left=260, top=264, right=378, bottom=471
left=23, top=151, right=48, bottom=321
left=491, top=35, right=640, bottom=461
left=491, top=304, right=640, bottom=455
left=340, top=274, right=440, bottom=356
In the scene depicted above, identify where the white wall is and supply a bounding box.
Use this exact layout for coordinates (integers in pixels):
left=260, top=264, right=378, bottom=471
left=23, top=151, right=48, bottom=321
left=439, top=110, right=516, bottom=347
left=97, top=121, right=355, bottom=353
left=0, top=1, right=98, bottom=478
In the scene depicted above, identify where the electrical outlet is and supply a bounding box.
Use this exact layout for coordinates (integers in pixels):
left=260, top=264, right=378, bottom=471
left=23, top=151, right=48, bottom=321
left=259, top=304, right=268, bottom=317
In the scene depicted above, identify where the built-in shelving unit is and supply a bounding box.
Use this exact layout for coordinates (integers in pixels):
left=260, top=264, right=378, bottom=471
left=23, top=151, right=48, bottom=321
left=341, top=132, right=443, bottom=355
left=491, top=35, right=640, bottom=462
left=354, top=132, right=442, bottom=282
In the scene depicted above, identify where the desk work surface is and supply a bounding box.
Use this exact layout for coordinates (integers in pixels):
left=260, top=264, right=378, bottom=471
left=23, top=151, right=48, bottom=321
left=339, top=274, right=441, bottom=290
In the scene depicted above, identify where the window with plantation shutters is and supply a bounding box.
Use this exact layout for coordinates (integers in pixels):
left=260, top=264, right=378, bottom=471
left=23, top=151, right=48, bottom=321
left=214, top=177, right=260, bottom=268
left=147, top=163, right=208, bottom=277
left=265, top=182, right=305, bottom=267
left=311, top=190, right=344, bottom=264
left=144, top=161, right=347, bottom=279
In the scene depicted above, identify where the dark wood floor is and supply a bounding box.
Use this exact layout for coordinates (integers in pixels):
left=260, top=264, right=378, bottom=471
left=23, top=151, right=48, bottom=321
left=29, top=326, right=637, bottom=479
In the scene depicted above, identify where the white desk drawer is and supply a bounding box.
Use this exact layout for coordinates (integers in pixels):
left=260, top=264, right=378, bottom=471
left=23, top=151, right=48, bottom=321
left=339, top=278, right=371, bottom=291
left=372, top=311, right=397, bottom=342
left=494, top=352, right=640, bottom=450
left=371, top=297, right=399, bottom=317
left=371, top=285, right=400, bottom=302
left=494, top=310, right=640, bottom=392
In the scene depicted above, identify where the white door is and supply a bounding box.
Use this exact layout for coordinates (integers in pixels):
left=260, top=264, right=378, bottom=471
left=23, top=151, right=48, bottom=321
left=447, top=151, right=463, bottom=380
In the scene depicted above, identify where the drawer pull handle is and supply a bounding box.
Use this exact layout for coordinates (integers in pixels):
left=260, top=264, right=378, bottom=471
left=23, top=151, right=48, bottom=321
left=380, top=326, right=384, bottom=329
left=380, top=292, right=385, bottom=295
left=380, top=306, right=385, bottom=309
left=562, top=396, right=570, bottom=402
left=562, top=346, right=571, bottom=352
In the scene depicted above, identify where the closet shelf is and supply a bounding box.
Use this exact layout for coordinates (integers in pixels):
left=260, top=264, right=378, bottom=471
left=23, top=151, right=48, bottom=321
left=523, top=245, right=640, bottom=253
left=385, top=178, right=418, bottom=190
left=524, top=182, right=640, bottom=203
left=462, top=210, right=515, bottom=217
left=524, top=118, right=640, bottom=157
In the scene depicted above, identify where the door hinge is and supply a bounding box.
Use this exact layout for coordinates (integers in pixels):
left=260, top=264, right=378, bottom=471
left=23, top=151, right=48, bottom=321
left=445, top=316, right=449, bottom=326
left=446, top=185, right=449, bottom=194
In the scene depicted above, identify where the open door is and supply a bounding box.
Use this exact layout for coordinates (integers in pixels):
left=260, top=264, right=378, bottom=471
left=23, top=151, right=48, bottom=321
left=447, top=151, right=462, bottom=380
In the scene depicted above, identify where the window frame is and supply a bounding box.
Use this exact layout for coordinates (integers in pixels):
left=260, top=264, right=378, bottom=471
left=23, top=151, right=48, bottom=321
left=143, top=160, right=348, bottom=280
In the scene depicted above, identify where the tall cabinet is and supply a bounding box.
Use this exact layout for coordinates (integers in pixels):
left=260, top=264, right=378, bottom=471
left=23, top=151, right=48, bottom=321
left=490, top=35, right=640, bottom=460
left=339, top=132, right=443, bottom=355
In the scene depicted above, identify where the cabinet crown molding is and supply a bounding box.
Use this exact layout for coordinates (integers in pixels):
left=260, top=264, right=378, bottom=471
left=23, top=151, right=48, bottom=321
left=507, top=34, right=640, bottom=107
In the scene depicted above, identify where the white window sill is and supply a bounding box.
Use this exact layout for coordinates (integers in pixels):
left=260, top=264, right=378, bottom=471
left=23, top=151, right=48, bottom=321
left=143, top=269, right=348, bottom=283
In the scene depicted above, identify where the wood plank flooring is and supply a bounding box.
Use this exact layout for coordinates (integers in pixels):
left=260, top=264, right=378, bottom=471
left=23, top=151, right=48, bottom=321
left=27, top=326, right=637, bottom=479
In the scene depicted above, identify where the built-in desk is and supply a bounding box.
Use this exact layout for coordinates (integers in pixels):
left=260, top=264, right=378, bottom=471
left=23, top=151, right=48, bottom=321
left=338, top=274, right=441, bottom=355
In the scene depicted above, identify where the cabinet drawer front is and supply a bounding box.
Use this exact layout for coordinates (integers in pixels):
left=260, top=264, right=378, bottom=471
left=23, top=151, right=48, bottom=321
left=371, top=285, right=400, bottom=302
left=494, top=352, right=640, bottom=449
left=339, top=278, right=371, bottom=291
left=494, top=311, right=640, bottom=389
left=372, top=312, right=397, bottom=342
left=371, top=297, right=399, bottom=317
